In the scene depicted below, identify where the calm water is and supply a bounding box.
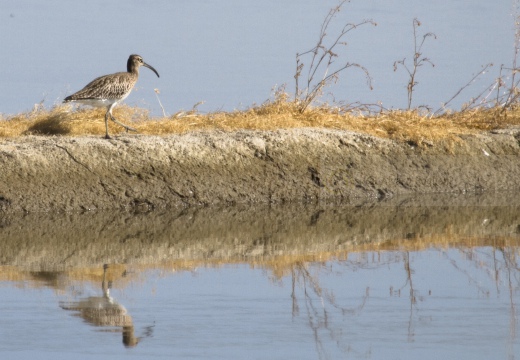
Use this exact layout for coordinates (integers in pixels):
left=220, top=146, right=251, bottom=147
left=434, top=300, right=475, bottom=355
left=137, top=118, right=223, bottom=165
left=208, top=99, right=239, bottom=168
left=0, top=0, right=514, bottom=115
left=0, top=194, right=519, bottom=359
left=1, top=3, right=519, bottom=357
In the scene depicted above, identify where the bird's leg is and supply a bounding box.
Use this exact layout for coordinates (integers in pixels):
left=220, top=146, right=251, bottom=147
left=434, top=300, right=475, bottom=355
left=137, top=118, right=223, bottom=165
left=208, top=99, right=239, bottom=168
left=108, top=107, right=137, bottom=133
left=104, top=109, right=112, bottom=139
left=102, top=264, right=110, bottom=297
left=110, top=114, right=137, bottom=133
left=110, top=114, right=137, bottom=132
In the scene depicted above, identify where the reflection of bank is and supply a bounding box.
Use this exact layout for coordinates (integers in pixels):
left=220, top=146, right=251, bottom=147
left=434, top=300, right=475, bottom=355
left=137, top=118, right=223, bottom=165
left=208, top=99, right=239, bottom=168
left=59, top=264, right=140, bottom=347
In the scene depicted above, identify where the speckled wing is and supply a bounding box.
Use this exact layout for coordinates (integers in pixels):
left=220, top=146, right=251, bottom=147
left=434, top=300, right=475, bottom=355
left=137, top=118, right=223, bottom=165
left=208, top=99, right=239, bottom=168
left=64, top=72, right=137, bottom=101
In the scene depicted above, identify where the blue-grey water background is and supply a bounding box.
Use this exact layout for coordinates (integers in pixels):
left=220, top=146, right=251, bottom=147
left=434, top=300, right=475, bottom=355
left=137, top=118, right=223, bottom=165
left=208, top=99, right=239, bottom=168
left=0, top=0, right=514, bottom=115
left=1, top=1, right=520, bottom=359
left=1, top=250, right=518, bottom=360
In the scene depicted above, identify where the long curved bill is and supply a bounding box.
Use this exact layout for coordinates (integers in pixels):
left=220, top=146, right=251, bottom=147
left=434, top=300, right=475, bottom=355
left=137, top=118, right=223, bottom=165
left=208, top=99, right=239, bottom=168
left=143, top=62, right=160, bottom=78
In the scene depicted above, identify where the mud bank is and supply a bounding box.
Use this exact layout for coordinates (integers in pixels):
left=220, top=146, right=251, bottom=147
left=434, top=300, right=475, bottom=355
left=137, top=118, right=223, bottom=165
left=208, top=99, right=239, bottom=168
left=1, top=128, right=520, bottom=213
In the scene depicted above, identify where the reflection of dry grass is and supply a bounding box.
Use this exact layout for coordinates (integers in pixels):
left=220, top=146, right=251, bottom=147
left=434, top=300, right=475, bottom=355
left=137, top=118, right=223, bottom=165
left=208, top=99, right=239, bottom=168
left=2, top=97, right=520, bottom=146
left=253, top=236, right=519, bottom=278
left=0, top=264, right=135, bottom=291
left=1, top=235, right=517, bottom=287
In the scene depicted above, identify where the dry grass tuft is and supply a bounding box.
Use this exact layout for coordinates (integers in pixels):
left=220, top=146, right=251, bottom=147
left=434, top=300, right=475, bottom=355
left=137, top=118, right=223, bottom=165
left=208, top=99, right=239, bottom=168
left=1, top=95, right=520, bottom=146
left=0, top=105, right=150, bottom=137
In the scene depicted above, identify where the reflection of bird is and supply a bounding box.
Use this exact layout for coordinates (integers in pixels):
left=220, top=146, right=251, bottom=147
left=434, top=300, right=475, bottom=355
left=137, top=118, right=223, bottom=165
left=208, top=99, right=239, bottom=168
left=60, top=264, right=140, bottom=347
left=63, top=54, right=160, bottom=139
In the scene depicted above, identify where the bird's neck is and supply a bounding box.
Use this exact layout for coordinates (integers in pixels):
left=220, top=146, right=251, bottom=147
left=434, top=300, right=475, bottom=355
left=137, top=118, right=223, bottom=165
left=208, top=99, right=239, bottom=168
left=127, top=61, right=139, bottom=75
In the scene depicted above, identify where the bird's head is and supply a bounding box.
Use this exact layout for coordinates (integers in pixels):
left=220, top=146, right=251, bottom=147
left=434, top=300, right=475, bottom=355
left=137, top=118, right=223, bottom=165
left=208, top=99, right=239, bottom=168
left=127, top=54, right=160, bottom=78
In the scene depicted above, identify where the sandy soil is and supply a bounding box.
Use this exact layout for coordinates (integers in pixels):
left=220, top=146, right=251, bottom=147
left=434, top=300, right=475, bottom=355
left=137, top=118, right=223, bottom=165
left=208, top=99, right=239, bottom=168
left=1, top=127, right=520, bottom=213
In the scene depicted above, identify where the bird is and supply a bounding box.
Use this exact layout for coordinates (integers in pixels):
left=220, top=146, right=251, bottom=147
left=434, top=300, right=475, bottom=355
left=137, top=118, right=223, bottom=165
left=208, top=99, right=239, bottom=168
left=63, top=54, right=160, bottom=139
left=59, top=264, right=141, bottom=347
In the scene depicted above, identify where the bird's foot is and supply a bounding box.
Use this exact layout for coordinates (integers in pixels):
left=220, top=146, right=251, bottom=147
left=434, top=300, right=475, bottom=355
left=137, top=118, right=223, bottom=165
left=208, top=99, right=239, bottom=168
left=123, top=125, right=137, bottom=133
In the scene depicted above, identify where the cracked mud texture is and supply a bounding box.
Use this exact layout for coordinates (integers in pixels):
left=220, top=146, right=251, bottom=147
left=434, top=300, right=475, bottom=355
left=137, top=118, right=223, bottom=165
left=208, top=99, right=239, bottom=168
left=1, top=127, right=520, bottom=213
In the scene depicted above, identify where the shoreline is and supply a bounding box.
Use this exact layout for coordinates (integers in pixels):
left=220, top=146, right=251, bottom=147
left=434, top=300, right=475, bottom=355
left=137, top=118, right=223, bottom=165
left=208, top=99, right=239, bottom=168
left=1, top=127, right=520, bottom=213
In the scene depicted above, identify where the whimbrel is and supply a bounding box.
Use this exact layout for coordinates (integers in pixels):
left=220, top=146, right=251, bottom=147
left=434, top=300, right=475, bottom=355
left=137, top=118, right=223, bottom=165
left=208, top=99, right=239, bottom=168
left=64, top=54, right=160, bottom=139
left=59, top=264, right=141, bottom=347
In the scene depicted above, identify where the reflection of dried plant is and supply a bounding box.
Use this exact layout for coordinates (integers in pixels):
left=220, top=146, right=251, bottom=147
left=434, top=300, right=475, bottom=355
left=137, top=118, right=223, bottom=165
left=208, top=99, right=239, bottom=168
left=440, top=244, right=519, bottom=356
left=289, top=262, right=369, bottom=359
left=442, top=245, right=520, bottom=296
left=499, top=247, right=519, bottom=356
left=289, top=244, right=519, bottom=356
left=403, top=251, right=417, bottom=342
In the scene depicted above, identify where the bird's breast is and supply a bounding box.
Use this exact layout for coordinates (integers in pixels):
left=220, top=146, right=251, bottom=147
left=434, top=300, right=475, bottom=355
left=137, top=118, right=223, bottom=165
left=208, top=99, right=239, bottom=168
left=65, top=98, right=119, bottom=108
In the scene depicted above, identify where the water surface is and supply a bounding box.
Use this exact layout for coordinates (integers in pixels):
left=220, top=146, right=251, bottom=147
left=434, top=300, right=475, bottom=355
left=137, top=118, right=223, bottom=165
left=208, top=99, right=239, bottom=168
left=0, top=194, right=519, bottom=359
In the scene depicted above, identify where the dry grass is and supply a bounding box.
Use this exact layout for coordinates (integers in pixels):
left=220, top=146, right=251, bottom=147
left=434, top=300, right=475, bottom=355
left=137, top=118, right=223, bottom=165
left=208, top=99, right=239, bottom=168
left=2, top=94, right=520, bottom=146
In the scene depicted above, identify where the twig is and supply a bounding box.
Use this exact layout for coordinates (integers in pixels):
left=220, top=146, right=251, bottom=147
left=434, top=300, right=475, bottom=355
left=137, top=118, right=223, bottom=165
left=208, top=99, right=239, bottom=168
left=393, top=18, right=436, bottom=110
left=294, top=0, right=376, bottom=113
left=154, top=88, right=167, bottom=117
left=433, top=63, right=493, bottom=115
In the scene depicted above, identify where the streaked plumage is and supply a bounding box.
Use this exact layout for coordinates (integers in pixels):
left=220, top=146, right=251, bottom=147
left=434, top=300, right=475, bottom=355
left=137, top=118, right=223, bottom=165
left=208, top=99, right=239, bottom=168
left=64, top=54, right=160, bottom=139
